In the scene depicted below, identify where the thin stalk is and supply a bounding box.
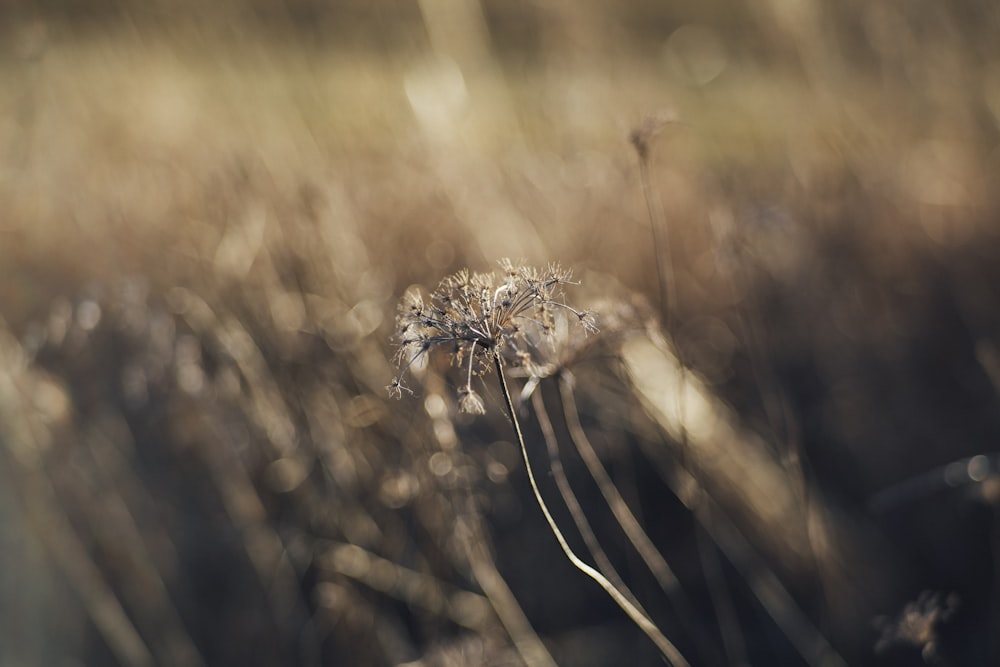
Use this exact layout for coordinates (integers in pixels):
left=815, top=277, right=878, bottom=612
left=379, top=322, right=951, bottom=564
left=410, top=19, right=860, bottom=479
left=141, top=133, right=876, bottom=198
left=634, top=126, right=747, bottom=665
left=630, top=415, right=848, bottom=667
left=529, top=388, right=644, bottom=614
left=696, top=514, right=749, bottom=665
left=424, top=382, right=557, bottom=667
left=494, top=351, right=689, bottom=667
left=559, top=372, right=682, bottom=593
left=456, top=507, right=560, bottom=667
left=558, top=373, right=722, bottom=663
left=635, top=134, right=676, bottom=334
left=726, top=260, right=851, bottom=637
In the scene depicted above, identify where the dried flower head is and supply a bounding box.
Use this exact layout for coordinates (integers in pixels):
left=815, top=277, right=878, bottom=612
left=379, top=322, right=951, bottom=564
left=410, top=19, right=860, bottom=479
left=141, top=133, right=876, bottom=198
left=457, top=386, right=486, bottom=415
left=874, top=591, right=959, bottom=660
left=629, top=110, right=678, bottom=160
left=387, top=259, right=596, bottom=412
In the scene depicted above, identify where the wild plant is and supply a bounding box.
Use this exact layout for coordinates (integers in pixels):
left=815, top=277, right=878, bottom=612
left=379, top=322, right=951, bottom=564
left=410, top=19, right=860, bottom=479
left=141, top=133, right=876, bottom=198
left=388, top=260, right=689, bottom=666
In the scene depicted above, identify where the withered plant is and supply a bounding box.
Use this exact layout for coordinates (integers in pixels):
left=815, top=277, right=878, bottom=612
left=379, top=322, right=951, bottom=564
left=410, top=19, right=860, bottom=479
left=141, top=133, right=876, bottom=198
left=388, top=260, right=688, bottom=667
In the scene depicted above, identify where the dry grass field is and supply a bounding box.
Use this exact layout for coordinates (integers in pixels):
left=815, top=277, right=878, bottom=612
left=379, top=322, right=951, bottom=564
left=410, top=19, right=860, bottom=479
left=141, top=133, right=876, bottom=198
left=2, top=1, right=1000, bottom=665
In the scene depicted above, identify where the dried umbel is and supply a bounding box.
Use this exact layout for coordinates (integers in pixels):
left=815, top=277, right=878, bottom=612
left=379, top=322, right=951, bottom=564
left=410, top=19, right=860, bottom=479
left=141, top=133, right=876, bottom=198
left=387, top=259, right=596, bottom=411
left=386, top=261, right=690, bottom=667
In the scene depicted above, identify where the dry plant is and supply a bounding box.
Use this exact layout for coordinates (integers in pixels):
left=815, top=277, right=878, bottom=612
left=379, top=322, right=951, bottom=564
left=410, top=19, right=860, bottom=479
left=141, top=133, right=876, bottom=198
left=388, top=261, right=689, bottom=666
left=874, top=591, right=960, bottom=666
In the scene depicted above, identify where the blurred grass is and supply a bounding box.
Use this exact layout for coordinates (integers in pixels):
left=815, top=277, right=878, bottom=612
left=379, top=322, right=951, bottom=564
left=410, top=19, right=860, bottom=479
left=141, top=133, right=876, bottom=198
left=2, top=1, right=1000, bottom=665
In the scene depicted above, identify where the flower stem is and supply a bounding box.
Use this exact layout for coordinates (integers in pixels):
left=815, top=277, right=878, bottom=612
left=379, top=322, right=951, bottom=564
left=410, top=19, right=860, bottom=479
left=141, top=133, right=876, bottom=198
left=493, top=350, right=689, bottom=667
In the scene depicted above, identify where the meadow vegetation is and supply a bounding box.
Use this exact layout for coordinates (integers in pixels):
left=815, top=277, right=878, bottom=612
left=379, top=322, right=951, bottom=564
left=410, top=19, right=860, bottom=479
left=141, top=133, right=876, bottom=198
left=2, top=1, right=1000, bottom=665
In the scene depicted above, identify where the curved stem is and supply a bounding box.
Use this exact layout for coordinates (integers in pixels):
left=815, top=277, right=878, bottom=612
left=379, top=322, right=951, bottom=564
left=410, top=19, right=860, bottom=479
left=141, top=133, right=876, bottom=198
left=493, top=351, right=688, bottom=667
left=559, top=372, right=682, bottom=593
left=558, top=373, right=725, bottom=664
left=530, top=388, right=644, bottom=614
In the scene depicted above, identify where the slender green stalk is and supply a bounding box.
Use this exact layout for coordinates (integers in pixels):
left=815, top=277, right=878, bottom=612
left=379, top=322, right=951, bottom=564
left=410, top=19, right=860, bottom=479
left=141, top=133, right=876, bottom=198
left=493, top=351, right=689, bottom=667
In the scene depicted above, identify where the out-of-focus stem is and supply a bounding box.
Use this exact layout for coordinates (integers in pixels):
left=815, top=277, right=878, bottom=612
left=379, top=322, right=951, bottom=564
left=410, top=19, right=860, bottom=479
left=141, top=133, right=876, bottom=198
left=558, top=372, right=720, bottom=660
left=529, top=388, right=643, bottom=612
left=495, top=352, right=689, bottom=667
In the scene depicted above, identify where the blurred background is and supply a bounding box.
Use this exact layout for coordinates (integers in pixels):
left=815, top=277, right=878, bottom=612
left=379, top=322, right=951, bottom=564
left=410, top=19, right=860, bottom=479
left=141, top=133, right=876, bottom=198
left=2, top=0, right=1000, bottom=665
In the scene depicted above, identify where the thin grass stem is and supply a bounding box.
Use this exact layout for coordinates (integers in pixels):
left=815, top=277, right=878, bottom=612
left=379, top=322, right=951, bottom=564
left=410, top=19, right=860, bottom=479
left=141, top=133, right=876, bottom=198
left=494, top=351, right=689, bottom=667
left=529, top=388, right=645, bottom=614
left=558, top=372, right=681, bottom=593
left=633, top=121, right=748, bottom=665
left=558, top=372, right=723, bottom=663
left=634, top=129, right=676, bottom=333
